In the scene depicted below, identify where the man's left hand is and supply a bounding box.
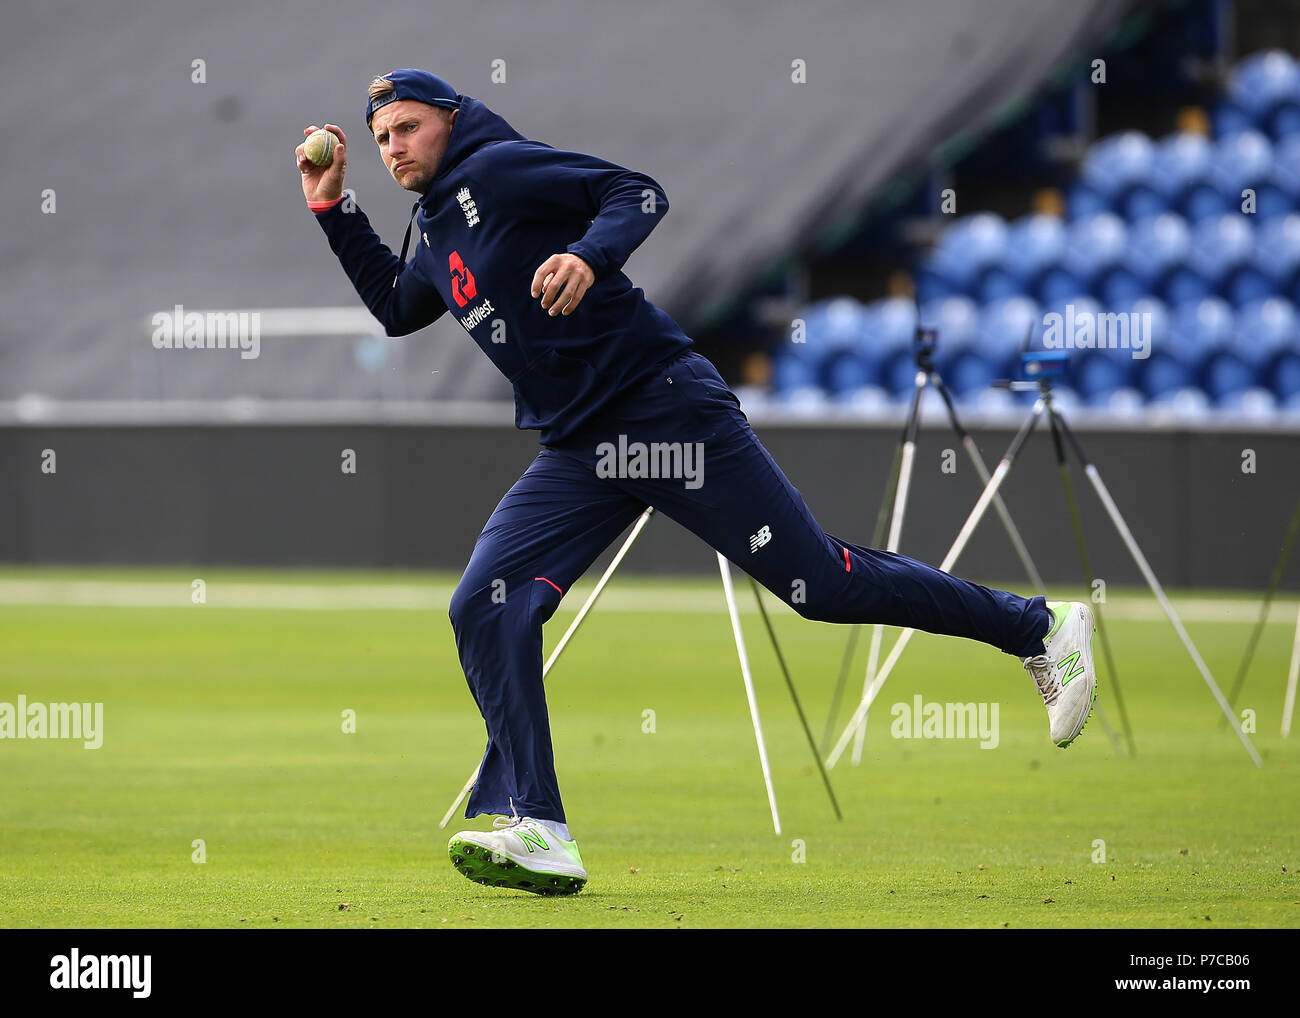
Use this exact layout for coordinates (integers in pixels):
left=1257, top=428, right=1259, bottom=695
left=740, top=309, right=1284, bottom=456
left=531, top=254, right=595, bottom=316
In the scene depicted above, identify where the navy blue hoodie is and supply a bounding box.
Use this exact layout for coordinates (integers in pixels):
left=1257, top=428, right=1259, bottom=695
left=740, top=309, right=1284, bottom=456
left=314, top=95, right=692, bottom=444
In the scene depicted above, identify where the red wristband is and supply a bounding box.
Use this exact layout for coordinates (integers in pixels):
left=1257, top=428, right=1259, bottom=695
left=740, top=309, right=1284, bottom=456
left=307, top=195, right=345, bottom=213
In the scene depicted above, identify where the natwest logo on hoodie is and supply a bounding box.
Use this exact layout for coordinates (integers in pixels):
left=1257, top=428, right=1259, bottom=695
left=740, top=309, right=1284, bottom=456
left=449, top=250, right=477, bottom=308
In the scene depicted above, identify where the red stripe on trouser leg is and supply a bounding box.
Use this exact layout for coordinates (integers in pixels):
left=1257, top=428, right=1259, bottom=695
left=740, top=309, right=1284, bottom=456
left=535, top=576, right=563, bottom=594
left=843, top=547, right=851, bottom=572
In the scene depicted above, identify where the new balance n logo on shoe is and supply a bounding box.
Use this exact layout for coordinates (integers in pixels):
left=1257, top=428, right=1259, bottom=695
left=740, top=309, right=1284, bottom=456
left=750, top=525, right=772, bottom=553
left=516, top=829, right=550, bottom=853
left=1057, top=650, right=1085, bottom=687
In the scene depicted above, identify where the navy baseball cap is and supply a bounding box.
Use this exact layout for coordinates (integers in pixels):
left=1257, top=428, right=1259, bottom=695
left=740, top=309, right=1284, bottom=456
left=366, top=69, right=461, bottom=125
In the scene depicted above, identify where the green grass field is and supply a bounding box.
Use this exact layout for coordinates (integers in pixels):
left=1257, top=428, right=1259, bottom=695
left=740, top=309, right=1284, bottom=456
left=0, top=567, right=1296, bottom=929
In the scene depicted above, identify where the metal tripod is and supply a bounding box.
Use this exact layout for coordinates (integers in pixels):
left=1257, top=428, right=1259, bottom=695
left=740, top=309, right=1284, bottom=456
left=821, top=334, right=1130, bottom=761
left=826, top=354, right=1260, bottom=768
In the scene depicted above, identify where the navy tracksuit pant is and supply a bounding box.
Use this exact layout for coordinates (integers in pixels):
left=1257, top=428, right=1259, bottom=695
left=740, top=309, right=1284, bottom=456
left=448, top=350, right=1052, bottom=824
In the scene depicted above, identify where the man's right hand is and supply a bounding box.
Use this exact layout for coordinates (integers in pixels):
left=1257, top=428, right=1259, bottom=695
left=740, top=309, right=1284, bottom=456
left=296, top=124, right=348, bottom=203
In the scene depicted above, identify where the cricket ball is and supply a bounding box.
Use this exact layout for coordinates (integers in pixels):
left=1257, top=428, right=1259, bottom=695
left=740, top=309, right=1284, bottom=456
left=304, top=128, right=337, bottom=167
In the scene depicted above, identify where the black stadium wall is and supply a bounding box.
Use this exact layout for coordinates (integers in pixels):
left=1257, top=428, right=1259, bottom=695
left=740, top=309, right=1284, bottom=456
left=1, top=422, right=1295, bottom=592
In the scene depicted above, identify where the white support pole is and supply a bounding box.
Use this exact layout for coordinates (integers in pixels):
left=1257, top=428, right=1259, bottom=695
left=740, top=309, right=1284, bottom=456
left=1282, top=603, right=1300, bottom=738
left=851, top=439, right=916, bottom=765
left=718, top=553, right=782, bottom=835
left=961, top=434, right=1046, bottom=596
left=542, top=508, right=655, bottom=672
left=827, top=436, right=1028, bottom=770
left=1080, top=464, right=1262, bottom=767
left=438, top=507, right=656, bottom=829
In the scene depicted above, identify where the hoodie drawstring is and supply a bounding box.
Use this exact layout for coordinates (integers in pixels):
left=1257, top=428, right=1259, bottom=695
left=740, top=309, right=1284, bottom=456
left=393, top=199, right=421, bottom=288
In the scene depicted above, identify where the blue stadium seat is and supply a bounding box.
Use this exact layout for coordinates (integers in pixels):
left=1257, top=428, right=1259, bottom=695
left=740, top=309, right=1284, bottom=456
left=872, top=296, right=920, bottom=356
left=1066, top=182, right=1112, bottom=220
left=977, top=295, right=1041, bottom=376
left=869, top=297, right=922, bottom=396
left=925, top=213, right=1010, bottom=297
left=1274, top=104, right=1300, bottom=140
left=1125, top=295, right=1171, bottom=354
left=1063, top=213, right=1130, bottom=302
left=1004, top=214, right=1067, bottom=294
left=1216, top=387, right=1280, bottom=415
left=1104, top=297, right=1172, bottom=397
left=1273, top=348, right=1300, bottom=401
left=913, top=262, right=957, bottom=303
left=1170, top=296, right=1236, bottom=371
left=1036, top=263, right=1088, bottom=307
left=921, top=294, right=981, bottom=349
left=1122, top=213, right=1207, bottom=305
left=1151, top=132, right=1216, bottom=214
left=1141, top=352, right=1194, bottom=399
left=771, top=350, right=819, bottom=394
left=1098, top=267, right=1147, bottom=309
left=1201, top=349, right=1257, bottom=400
left=1210, top=130, right=1288, bottom=219
left=1224, top=50, right=1300, bottom=138
left=1080, top=131, right=1163, bottom=219
left=1268, top=135, right=1300, bottom=209
left=1148, top=386, right=1213, bottom=420
left=957, top=386, right=1017, bottom=414
left=1214, top=99, right=1255, bottom=140
left=834, top=384, right=894, bottom=414
left=1039, top=295, right=1139, bottom=401
left=792, top=297, right=873, bottom=360
left=1252, top=213, right=1300, bottom=295
left=942, top=352, right=999, bottom=397
left=778, top=385, right=833, bottom=413
left=1188, top=213, right=1268, bottom=304
left=824, top=350, right=876, bottom=394
left=974, top=263, right=1025, bottom=304
left=884, top=352, right=924, bottom=397
left=1233, top=297, right=1298, bottom=375
left=1086, top=387, right=1147, bottom=415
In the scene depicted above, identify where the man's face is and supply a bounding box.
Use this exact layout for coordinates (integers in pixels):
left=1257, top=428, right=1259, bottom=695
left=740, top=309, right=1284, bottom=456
left=370, top=99, right=458, bottom=193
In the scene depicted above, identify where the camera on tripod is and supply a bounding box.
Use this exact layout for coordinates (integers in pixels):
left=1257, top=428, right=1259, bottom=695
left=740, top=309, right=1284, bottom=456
left=1019, top=348, right=1068, bottom=381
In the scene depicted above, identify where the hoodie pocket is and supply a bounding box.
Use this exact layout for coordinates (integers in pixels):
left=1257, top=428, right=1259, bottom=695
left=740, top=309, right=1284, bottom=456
left=511, top=349, right=600, bottom=429
left=683, top=355, right=744, bottom=415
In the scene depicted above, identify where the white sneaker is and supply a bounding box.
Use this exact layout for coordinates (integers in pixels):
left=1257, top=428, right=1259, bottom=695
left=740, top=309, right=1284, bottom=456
left=448, top=810, right=587, bottom=896
left=1022, top=600, right=1097, bottom=748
